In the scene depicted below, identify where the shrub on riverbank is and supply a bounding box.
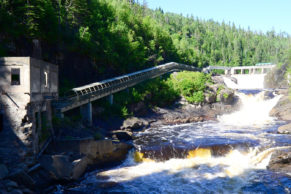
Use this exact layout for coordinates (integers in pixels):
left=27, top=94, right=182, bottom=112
left=169, top=71, right=212, bottom=103
left=95, top=71, right=215, bottom=119
left=95, top=76, right=179, bottom=118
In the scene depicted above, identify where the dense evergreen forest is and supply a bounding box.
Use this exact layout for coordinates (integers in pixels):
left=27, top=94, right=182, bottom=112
left=0, top=0, right=290, bottom=86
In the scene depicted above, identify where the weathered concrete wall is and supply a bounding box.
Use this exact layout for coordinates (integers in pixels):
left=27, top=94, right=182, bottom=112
left=30, top=58, right=58, bottom=101
left=0, top=57, right=58, bottom=157
left=0, top=57, right=30, bottom=94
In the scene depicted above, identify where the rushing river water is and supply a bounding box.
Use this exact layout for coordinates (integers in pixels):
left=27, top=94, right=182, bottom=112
left=60, top=90, right=291, bottom=193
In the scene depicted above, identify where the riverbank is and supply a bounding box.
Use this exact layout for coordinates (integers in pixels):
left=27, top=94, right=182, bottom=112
left=267, top=89, right=291, bottom=176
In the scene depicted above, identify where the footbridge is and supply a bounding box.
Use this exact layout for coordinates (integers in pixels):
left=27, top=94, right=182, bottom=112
left=52, top=62, right=199, bottom=125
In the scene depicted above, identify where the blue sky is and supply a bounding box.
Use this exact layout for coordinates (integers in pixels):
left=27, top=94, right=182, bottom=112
left=146, top=0, right=290, bottom=34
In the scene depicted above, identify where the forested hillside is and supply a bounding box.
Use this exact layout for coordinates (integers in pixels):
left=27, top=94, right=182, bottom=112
left=0, top=0, right=290, bottom=86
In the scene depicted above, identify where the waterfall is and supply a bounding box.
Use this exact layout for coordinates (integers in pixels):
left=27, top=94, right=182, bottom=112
left=223, top=74, right=266, bottom=89
left=218, top=91, right=282, bottom=126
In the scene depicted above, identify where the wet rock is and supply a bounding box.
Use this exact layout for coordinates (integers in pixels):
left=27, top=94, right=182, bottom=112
left=72, top=157, right=89, bottom=180
left=80, top=140, right=132, bottom=165
left=264, top=64, right=289, bottom=89
left=43, top=139, right=132, bottom=181
left=39, top=155, right=73, bottom=180
left=111, top=130, right=133, bottom=141
left=263, top=91, right=275, bottom=100
left=278, top=123, right=291, bottom=134
left=204, top=92, right=216, bottom=104
left=0, top=164, right=9, bottom=179
left=9, top=189, right=23, bottom=194
left=98, top=181, right=118, bottom=188
left=121, top=117, right=149, bottom=130
left=8, top=169, right=35, bottom=188
left=4, top=180, right=18, bottom=188
left=268, top=148, right=291, bottom=176
left=270, top=95, right=291, bottom=121
left=39, top=155, right=89, bottom=181
left=218, top=88, right=235, bottom=104
left=21, top=188, right=34, bottom=194
left=164, top=116, right=204, bottom=125
left=211, top=76, right=225, bottom=85
left=129, top=102, right=148, bottom=116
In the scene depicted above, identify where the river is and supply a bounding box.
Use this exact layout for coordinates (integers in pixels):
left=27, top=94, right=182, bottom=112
left=58, top=89, right=291, bottom=193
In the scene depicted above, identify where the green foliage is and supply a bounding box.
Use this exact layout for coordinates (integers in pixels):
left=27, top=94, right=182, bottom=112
left=59, top=79, right=75, bottom=97
left=216, top=85, right=225, bottom=102
left=121, top=106, right=131, bottom=118
left=169, top=71, right=209, bottom=103
left=223, top=93, right=229, bottom=99
left=93, top=132, right=103, bottom=140
left=1, top=0, right=289, bottom=71
left=94, top=77, right=179, bottom=118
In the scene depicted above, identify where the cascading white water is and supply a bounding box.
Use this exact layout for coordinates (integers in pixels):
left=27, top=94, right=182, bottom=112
left=223, top=75, right=266, bottom=89
left=218, top=91, right=282, bottom=126
left=96, top=146, right=289, bottom=183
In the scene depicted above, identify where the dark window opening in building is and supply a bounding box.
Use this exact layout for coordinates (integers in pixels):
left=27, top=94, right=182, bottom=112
left=0, top=113, right=3, bottom=132
left=11, top=68, right=20, bottom=85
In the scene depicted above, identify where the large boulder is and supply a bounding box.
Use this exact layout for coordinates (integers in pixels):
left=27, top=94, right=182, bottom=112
left=204, top=92, right=216, bottom=104
left=42, top=139, right=132, bottom=181
left=268, top=148, right=291, bottom=176
left=121, top=117, right=149, bottom=130
left=0, top=164, right=8, bottom=180
left=278, top=123, right=291, bottom=134
left=217, top=88, right=235, bottom=104
left=39, top=155, right=88, bottom=181
left=79, top=140, right=132, bottom=165
left=8, top=169, right=35, bottom=188
left=270, top=96, right=291, bottom=121
left=264, top=64, right=289, bottom=89
left=111, top=130, right=133, bottom=141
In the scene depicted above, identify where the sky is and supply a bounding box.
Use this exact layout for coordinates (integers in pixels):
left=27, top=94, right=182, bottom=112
left=146, top=0, right=290, bottom=34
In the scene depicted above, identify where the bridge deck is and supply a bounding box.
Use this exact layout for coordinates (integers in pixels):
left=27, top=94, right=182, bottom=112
left=53, top=62, right=199, bottom=112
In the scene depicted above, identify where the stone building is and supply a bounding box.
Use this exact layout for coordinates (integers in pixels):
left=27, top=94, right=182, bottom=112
left=0, top=57, right=58, bottom=159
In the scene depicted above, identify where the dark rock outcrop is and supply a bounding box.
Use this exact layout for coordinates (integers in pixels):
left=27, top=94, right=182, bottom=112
left=41, top=139, right=132, bottom=181
left=0, top=164, right=8, bottom=180
left=268, top=148, right=291, bottom=177
left=111, top=130, right=133, bottom=141
left=278, top=123, right=291, bottom=134
left=270, top=95, right=291, bottom=121
left=121, top=117, right=149, bottom=130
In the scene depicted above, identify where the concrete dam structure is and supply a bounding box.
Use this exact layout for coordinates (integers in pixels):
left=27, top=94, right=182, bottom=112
left=204, top=64, right=276, bottom=89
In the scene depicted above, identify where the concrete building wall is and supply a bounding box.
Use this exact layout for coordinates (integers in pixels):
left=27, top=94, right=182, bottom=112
left=30, top=58, right=58, bottom=101
left=0, top=57, right=30, bottom=94
left=0, top=57, right=58, bottom=155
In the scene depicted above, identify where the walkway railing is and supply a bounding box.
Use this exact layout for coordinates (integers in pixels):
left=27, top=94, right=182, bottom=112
left=53, top=62, right=199, bottom=112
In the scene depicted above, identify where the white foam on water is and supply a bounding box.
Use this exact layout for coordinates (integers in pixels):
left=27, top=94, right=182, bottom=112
left=223, top=74, right=266, bottom=89
left=218, top=91, right=282, bottom=127
left=93, top=146, right=290, bottom=193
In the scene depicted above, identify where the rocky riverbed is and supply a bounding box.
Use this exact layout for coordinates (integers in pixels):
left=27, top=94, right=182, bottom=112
left=267, top=89, right=291, bottom=176
left=0, top=84, right=290, bottom=193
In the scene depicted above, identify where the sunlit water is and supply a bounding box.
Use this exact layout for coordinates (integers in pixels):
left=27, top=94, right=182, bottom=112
left=59, top=90, right=291, bottom=193
left=223, top=75, right=266, bottom=89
